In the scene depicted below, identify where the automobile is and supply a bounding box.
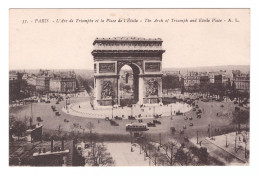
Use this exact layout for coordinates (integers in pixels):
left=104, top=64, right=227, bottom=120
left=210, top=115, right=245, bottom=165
left=195, top=104, right=199, bottom=108
left=56, top=101, right=59, bottom=104
left=184, top=116, right=188, bottom=120
left=202, top=99, right=209, bottom=102
left=189, top=122, right=194, bottom=126
left=64, top=119, right=69, bottom=123
left=170, top=127, right=176, bottom=133
left=220, top=104, right=224, bottom=108
left=184, top=136, right=189, bottom=142
left=189, top=117, right=193, bottom=120
left=45, top=100, right=50, bottom=103
left=176, top=111, right=183, bottom=115
left=197, top=114, right=201, bottom=118
left=193, top=108, right=196, bottom=111
left=234, top=101, right=238, bottom=104
left=36, top=117, right=43, bottom=122
left=154, top=114, right=162, bottom=119
left=55, top=112, right=61, bottom=116
left=126, top=123, right=148, bottom=131
left=183, top=125, right=186, bottom=129
left=105, top=117, right=110, bottom=121
left=138, top=119, right=143, bottom=123
left=110, top=120, right=119, bottom=126
left=114, top=116, right=122, bottom=120
left=147, top=122, right=156, bottom=127
left=128, top=116, right=136, bottom=120
left=153, top=120, right=161, bottom=124
left=197, top=109, right=202, bottom=113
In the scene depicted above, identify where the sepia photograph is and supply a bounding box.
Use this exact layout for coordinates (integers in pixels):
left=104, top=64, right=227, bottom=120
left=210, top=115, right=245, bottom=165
left=8, top=8, right=250, bottom=167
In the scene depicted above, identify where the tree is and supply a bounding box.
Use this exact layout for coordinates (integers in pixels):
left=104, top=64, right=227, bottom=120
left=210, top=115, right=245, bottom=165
left=56, top=124, right=63, bottom=139
left=232, top=109, right=249, bottom=133
left=85, top=122, right=94, bottom=134
left=161, top=141, right=179, bottom=165
left=84, top=143, right=115, bottom=166
left=12, top=120, right=27, bottom=140
left=70, top=123, right=80, bottom=137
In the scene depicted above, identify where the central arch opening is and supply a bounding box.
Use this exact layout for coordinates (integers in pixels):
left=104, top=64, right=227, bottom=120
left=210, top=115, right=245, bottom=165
left=118, top=64, right=140, bottom=106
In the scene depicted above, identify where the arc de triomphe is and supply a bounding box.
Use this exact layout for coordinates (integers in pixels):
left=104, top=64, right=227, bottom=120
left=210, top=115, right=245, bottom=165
left=91, top=37, right=165, bottom=108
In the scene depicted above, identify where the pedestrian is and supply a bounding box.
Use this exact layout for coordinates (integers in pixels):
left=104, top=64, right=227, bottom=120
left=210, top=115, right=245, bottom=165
left=79, top=105, right=81, bottom=108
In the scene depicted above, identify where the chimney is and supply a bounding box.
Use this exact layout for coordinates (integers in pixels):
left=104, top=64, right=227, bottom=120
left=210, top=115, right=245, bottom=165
left=51, top=137, right=54, bottom=152
left=38, top=148, right=41, bottom=154
left=61, top=137, right=64, bottom=151
left=43, top=148, right=46, bottom=153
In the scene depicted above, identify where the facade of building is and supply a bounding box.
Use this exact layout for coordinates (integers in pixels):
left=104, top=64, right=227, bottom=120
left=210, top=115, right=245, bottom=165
left=49, top=77, right=77, bottom=93
left=183, top=72, right=200, bottom=90
left=232, top=70, right=250, bottom=92
left=36, top=76, right=50, bottom=92
left=9, top=72, right=23, bottom=100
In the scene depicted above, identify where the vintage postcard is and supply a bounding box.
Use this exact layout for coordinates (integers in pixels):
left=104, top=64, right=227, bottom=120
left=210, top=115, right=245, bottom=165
left=9, top=9, right=250, bottom=166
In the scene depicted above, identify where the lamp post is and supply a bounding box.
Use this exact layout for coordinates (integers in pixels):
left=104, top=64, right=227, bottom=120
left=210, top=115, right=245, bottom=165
left=225, top=134, right=228, bottom=148
left=171, top=104, right=173, bottom=116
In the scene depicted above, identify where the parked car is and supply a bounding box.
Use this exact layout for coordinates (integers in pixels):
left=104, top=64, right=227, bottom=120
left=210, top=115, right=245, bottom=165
left=147, top=122, right=156, bottom=127
left=128, top=116, right=136, bottom=120
left=197, top=114, right=201, bottom=118
left=234, top=101, right=238, bottom=104
left=176, top=111, right=183, bottom=115
left=154, top=114, right=162, bottom=118
left=64, top=119, right=69, bottom=123
left=189, top=117, right=193, bottom=120
left=189, top=122, right=194, bottom=126
left=183, top=125, right=186, bottom=129
left=184, top=116, right=188, bottom=120
left=193, top=108, right=196, bottom=111
left=45, top=100, right=50, bottom=103
left=138, top=119, right=143, bottom=123
left=220, top=104, right=224, bottom=108
left=195, top=105, right=199, bottom=108
left=153, top=120, right=161, bottom=124
left=114, top=116, right=122, bottom=120
left=55, top=112, right=61, bottom=116
left=110, top=120, right=119, bottom=126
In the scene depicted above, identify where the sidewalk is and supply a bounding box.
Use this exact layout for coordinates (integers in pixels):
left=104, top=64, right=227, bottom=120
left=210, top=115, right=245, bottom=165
left=190, top=137, right=247, bottom=165
left=106, top=142, right=150, bottom=166
left=205, top=131, right=249, bottom=163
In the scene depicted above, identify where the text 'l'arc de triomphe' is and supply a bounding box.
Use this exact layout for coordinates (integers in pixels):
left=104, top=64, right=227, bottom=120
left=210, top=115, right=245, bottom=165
left=91, top=37, right=165, bottom=108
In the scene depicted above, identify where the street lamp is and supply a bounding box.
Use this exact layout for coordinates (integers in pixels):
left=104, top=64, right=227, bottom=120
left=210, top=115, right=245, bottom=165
left=225, top=134, right=228, bottom=148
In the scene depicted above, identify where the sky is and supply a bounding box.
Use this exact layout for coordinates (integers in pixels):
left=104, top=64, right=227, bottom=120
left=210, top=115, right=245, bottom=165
left=9, top=9, right=250, bottom=70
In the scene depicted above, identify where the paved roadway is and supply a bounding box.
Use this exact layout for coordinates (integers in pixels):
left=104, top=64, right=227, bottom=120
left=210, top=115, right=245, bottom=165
left=10, top=96, right=237, bottom=140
